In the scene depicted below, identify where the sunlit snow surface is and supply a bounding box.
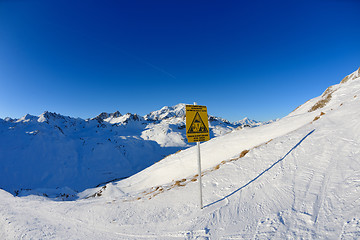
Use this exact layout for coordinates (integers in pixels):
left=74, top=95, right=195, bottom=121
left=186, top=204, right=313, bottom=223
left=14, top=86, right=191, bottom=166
left=1, top=68, right=360, bottom=239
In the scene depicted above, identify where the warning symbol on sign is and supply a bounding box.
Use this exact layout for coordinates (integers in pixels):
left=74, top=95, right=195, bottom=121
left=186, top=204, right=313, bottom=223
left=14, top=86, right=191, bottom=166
left=187, top=112, right=208, bottom=134
left=185, top=105, right=210, bottom=142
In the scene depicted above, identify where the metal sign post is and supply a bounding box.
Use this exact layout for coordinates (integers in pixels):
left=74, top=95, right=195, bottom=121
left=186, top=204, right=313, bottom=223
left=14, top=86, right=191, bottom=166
left=197, top=140, right=203, bottom=209
left=185, top=102, right=210, bottom=209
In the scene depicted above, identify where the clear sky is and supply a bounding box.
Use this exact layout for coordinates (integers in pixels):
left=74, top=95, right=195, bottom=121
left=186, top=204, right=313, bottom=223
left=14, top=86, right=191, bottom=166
left=0, top=0, right=359, bottom=122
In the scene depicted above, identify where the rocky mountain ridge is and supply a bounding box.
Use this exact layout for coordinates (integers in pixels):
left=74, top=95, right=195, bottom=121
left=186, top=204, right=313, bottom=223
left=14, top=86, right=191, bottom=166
left=0, top=104, right=269, bottom=195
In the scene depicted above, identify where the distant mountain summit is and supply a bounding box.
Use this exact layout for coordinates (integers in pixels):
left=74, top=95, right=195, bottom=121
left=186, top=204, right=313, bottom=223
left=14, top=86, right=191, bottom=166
left=90, top=103, right=267, bottom=129
left=93, top=111, right=122, bottom=122
left=233, top=117, right=261, bottom=127
left=93, top=112, right=143, bottom=125
left=233, top=117, right=277, bottom=127
left=144, top=103, right=186, bottom=121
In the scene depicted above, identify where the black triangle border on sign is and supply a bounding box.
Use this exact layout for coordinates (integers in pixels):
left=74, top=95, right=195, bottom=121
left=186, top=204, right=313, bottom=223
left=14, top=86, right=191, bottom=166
left=187, top=111, right=208, bottom=134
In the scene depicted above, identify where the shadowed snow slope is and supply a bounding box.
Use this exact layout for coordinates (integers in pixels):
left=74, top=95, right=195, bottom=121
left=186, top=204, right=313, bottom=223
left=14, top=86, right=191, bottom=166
left=0, top=67, right=360, bottom=239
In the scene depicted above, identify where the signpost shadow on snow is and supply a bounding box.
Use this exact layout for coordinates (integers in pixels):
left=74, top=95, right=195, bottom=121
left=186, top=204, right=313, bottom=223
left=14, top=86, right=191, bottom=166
left=204, top=129, right=316, bottom=209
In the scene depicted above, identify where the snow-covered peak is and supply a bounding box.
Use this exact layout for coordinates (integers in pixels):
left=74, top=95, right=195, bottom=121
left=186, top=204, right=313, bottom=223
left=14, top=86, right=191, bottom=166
left=233, top=117, right=261, bottom=127
left=93, top=111, right=122, bottom=123
left=93, top=112, right=110, bottom=121
left=37, top=111, right=70, bottom=123
left=144, top=103, right=186, bottom=121
left=91, top=111, right=143, bottom=125
left=108, top=113, right=144, bottom=125
left=144, top=104, right=266, bottom=128
left=120, top=113, right=143, bottom=122
left=16, top=114, right=38, bottom=123
left=208, top=115, right=230, bottom=124
left=4, top=117, right=14, bottom=122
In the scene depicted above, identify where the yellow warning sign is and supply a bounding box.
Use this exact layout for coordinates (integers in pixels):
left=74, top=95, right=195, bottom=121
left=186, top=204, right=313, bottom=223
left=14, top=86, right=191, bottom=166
left=186, top=105, right=210, bottom=142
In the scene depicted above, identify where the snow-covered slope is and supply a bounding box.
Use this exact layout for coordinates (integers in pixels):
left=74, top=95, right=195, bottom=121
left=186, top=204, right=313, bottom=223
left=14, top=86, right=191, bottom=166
left=1, top=67, right=359, bottom=239
left=0, top=111, right=168, bottom=195
left=0, top=104, right=264, bottom=195
left=114, top=66, right=360, bottom=192
left=112, top=67, right=360, bottom=194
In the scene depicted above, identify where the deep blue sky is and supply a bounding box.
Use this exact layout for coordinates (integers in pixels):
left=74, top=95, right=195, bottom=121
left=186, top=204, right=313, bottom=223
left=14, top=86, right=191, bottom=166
left=1, top=0, right=359, bottom=122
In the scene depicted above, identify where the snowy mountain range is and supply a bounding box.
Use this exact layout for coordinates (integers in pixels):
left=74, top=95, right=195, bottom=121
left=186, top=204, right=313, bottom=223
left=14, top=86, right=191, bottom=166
left=0, top=104, right=268, bottom=195
left=1, top=67, right=359, bottom=239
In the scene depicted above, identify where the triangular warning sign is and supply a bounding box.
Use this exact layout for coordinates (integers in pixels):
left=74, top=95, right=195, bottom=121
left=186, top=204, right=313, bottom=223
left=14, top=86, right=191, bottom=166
left=187, top=112, right=208, bottom=134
